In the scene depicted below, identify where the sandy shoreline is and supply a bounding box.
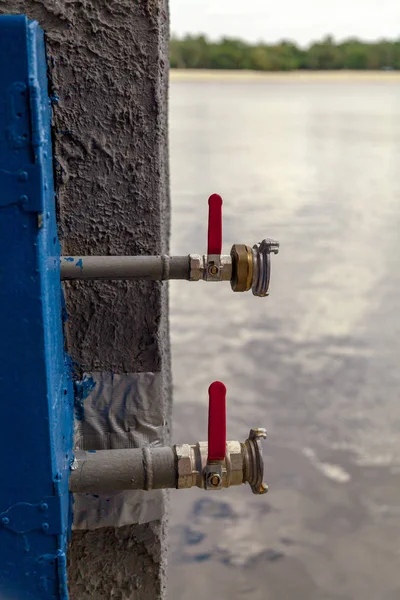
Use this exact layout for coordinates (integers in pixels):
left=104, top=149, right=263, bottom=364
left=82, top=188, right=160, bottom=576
left=170, top=68, right=400, bottom=82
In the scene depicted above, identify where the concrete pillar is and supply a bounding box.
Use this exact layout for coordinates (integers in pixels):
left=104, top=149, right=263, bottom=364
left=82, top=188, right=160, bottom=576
left=0, top=1, right=171, bottom=598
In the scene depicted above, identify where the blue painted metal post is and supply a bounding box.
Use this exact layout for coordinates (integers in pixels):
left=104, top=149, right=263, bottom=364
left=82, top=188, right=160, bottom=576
left=0, top=15, right=73, bottom=600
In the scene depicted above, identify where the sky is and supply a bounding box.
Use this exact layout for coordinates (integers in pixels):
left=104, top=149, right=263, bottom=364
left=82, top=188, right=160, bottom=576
left=169, top=0, right=400, bottom=46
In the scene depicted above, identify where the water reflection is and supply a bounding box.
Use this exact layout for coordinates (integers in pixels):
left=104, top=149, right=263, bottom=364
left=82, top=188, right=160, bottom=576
left=169, top=76, right=400, bottom=600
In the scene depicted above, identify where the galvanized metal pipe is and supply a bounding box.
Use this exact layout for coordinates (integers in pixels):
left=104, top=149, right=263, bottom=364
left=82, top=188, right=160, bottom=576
left=61, top=255, right=190, bottom=281
left=69, top=447, right=176, bottom=493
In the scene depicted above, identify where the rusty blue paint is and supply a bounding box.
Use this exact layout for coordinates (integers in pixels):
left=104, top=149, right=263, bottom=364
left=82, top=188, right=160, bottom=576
left=0, top=15, right=73, bottom=599
left=74, top=374, right=96, bottom=421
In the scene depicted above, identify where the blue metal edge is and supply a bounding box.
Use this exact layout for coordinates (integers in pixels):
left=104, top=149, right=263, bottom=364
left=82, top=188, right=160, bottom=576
left=0, top=15, right=73, bottom=600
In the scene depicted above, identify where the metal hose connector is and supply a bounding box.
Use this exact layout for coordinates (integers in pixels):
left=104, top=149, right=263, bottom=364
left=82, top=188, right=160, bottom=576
left=242, top=428, right=268, bottom=495
left=252, top=239, right=280, bottom=297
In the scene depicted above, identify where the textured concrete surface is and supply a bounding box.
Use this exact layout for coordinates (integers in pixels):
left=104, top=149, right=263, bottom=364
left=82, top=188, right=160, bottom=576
left=0, top=1, right=171, bottom=598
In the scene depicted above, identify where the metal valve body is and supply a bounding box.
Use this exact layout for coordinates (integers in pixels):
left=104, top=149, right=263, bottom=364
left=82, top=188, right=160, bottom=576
left=69, top=383, right=268, bottom=497
left=175, top=430, right=267, bottom=495
left=60, top=193, right=279, bottom=297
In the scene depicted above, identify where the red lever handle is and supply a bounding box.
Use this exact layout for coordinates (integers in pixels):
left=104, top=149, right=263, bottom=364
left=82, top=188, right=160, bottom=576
left=207, top=381, right=227, bottom=462
left=207, top=193, right=223, bottom=255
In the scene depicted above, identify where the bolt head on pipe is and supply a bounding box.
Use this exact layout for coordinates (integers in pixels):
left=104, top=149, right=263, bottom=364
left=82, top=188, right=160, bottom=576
left=204, top=463, right=224, bottom=490
left=208, top=473, right=222, bottom=487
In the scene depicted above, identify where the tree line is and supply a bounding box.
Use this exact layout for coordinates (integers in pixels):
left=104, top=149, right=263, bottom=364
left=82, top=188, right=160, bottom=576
left=170, top=35, right=400, bottom=71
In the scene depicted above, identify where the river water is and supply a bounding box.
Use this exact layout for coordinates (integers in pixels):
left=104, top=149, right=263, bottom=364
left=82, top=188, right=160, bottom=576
left=168, top=74, right=400, bottom=600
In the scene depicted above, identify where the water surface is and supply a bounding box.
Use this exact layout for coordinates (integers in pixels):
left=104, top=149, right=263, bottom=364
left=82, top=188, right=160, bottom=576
left=168, top=74, right=400, bottom=600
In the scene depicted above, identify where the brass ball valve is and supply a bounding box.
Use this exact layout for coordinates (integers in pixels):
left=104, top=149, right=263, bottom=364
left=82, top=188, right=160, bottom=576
left=69, top=382, right=268, bottom=496
left=60, top=194, right=279, bottom=298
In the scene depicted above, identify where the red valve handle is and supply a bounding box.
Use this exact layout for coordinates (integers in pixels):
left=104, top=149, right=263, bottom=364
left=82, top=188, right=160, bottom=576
left=207, top=193, right=223, bottom=256
left=207, top=380, right=227, bottom=462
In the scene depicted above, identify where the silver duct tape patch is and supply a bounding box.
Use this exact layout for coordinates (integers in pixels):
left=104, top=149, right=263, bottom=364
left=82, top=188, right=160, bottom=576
left=73, top=371, right=166, bottom=530
left=73, top=490, right=166, bottom=530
